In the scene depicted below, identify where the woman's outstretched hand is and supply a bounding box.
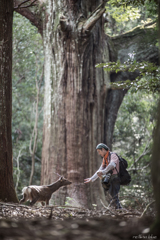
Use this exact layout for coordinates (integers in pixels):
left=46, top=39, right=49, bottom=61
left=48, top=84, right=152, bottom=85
left=84, top=178, right=92, bottom=183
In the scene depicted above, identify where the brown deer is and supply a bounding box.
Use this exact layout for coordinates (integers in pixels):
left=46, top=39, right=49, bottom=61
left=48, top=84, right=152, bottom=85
left=20, top=176, right=72, bottom=206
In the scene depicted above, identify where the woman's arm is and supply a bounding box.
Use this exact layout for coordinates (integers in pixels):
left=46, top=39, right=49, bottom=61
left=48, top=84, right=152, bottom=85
left=84, top=163, right=103, bottom=183
left=90, top=163, right=104, bottom=182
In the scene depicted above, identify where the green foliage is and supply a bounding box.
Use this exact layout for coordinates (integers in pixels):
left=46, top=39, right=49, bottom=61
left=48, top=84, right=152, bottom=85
left=96, top=61, right=160, bottom=92
left=106, top=3, right=141, bottom=23
left=113, top=91, right=157, bottom=155
left=12, top=12, right=44, bottom=198
left=105, top=0, right=158, bottom=36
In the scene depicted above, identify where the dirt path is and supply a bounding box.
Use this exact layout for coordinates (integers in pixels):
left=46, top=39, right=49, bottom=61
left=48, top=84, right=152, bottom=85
left=0, top=202, right=158, bottom=240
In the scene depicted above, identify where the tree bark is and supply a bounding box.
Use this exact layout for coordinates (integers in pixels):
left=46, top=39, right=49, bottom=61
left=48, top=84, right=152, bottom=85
left=0, top=0, right=18, bottom=203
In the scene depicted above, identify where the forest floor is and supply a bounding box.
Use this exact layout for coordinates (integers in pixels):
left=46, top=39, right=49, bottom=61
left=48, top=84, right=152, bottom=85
left=0, top=202, right=159, bottom=240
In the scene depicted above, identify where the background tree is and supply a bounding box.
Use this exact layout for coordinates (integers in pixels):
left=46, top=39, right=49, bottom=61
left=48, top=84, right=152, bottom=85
left=150, top=0, right=160, bottom=234
left=0, top=0, right=18, bottom=203
left=14, top=0, right=158, bottom=208
left=12, top=12, right=44, bottom=197
left=151, top=100, right=160, bottom=235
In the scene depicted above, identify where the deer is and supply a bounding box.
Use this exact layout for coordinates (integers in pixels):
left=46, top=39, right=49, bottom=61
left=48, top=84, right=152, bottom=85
left=19, top=176, right=72, bottom=206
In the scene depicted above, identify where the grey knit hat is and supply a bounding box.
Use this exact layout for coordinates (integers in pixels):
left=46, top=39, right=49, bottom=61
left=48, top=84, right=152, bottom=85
left=96, top=143, right=109, bottom=151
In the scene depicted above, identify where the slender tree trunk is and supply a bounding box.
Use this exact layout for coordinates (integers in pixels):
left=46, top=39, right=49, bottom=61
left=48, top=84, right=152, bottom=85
left=151, top=101, right=160, bottom=235
left=29, top=60, right=43, bottom=185
left=150, top=2, right=160, bottom=235
left=0, top=0, right=18, bottom=203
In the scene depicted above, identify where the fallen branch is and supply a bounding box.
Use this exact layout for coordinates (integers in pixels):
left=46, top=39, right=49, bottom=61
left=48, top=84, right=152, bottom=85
left=100, top=199, right=115, bottom=215
left=139, top=200, right=155, bottom=218
left=100, top=200, right=142, bottom=217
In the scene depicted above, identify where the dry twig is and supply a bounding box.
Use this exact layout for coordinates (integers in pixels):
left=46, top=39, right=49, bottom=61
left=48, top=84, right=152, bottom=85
left=139, top=200, right=155, bottom=218
left=100, top=199, right=116, bottom=215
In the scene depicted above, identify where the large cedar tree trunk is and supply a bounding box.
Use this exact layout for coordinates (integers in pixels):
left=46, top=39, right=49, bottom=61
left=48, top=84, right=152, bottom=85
left=0, top=0, right=18, bottom=203
left=41, top=0, right=109, bottom=208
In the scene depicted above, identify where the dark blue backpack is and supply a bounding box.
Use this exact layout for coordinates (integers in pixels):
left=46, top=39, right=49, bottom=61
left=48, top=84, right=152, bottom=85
left=116, top=154, right=131, bottom=185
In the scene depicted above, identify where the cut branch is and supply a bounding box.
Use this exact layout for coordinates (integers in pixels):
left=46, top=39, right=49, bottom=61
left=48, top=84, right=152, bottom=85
left=82, top=8, right=106, bottom=33
left=60, top=15, right=72, bottom=32
left=88, top=0, right=108, bottom=19
left=81, top=1, right=108, bottom=33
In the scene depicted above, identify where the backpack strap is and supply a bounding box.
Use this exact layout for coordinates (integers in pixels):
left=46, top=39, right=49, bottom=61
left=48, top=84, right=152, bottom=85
left=110, top=152, right=120, bottom=175
left=115, top=154, right=120, bottom=176
left=115, top=166, right=119, bottom=175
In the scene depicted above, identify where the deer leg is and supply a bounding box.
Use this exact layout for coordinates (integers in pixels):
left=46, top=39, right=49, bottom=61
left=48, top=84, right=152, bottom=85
left=20, top=193, right=27, bottom=204
left=30, top=197, right=39, bottom=206
left=45, top=199, right=50, bottom=206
